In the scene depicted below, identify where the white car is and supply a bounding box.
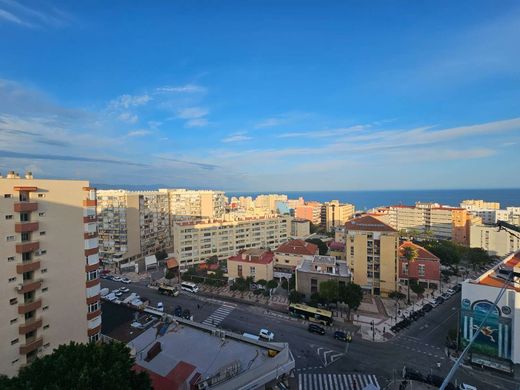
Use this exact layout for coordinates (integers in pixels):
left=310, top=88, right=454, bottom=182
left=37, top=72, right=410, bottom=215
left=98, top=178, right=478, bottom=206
left=259, top=328, right=274, bottom=341
left=111, top=276, right=122, bottom=282
left=459, top=384, right=477, bottom=390
left=121, top=277, right=131, bottom=284
left=119, top=287, right=130, bottom=293
left=156, top=302, right=164, bottom=312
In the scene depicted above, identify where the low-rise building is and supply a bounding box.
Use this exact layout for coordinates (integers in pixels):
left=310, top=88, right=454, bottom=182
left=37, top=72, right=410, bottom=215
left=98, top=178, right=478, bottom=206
left=273, top=239, right=319, bottom=279
left=328, top=241, right=346, bottom=261
left=398, top=241, right=440, bottom=289
left=290, top=218, right=310, bottom=238
left=295, top=255, right=351, bottom=299
left=227, top=249, right=274, bottom=282
left=470, top=224, right=520, bottom=257
left=345, top=215, right=399, bottom=296
left=460, top=251, right=520, bottom=373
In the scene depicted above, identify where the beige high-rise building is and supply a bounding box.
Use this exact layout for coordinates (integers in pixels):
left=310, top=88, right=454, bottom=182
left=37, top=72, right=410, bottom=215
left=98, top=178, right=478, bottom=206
left=254, top=194, right=288, bottom=213
left=321, top=200, right=355, bottom=232
left=470, top=224, right=520, bottom=257
left=345, top=215, right=399, bottom=296
left=159, top=189, right=226, bottom=221
left=97, top=190, right=170, bottom=265
left=460, top=199, right=500, bottom=211
left=0, top=172, right=101, bottom=377
left=172, top=215, right=290, bottom=268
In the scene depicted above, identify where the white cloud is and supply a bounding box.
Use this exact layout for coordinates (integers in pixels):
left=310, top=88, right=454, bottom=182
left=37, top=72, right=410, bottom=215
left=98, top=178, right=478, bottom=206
left=117, top=112, right=138, bottom=124
left=177, top=107, right=208, bottom=119
left=278, top=125, right=368, bottom=138
left=127, top=129, right=152, bottom=137
left=255, top=112, right=311, bottom=128
left=0, top=1, right=72, bottom=28
left=0, top=8, right=28, bottom=26
left=156, top=84, right=206, bottom=94
left=185, top=118, right=208, bottom=128
left=222, top=133, right=252, bottom=143
left=109, top=94, right=151, bottom=110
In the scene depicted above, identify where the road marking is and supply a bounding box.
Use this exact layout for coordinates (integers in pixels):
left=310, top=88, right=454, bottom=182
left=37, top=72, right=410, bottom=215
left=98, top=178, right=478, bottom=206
left=202, top=304, right=235, bottom=326
left=298, top=374, right=380, bottom=390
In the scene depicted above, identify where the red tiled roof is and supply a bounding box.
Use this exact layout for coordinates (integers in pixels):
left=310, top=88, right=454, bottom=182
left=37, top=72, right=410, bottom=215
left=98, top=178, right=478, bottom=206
left=399, top=241, right=439, bottom=261
left=228, top=249, right=274, bottom=264
left=476, top=252, right=520, bottom=291
left=166, top=258, right=178, bottom=269
left=275, top=239, right=318, bottom=256
left=345, top=215, right=397, bottom=232
left=133, top=361, right=197, bottom=390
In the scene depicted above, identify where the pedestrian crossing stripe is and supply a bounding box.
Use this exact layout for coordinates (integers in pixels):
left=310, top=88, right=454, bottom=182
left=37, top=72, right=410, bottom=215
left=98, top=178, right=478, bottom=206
left=298, top=373, right=380, bottom=390
left=202, top=304, right=235, bottom=326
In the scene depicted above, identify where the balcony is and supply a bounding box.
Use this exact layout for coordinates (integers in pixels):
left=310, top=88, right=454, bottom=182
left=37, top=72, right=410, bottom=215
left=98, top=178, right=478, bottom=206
left=87, top=308, right=101, bottom=320
left=19, top=317, right=43, bottom=335
left=15, top=241, right=39, bottom=254
left=18, top=298, right=42, bottom=314
left=19, top=336, right=43, bottom=355
left=16, top=260, right=41, bottom=274
left=14, top=202, right=38, bottom=212
left=15, top=222, right=39, bottom=233
left=16, top=280, right=42, bottom=294
left=83, top=215, right=97, bottom=223
left=83, top=199, right=97, bottom=207
left=84, top=232, right=98, bottom=239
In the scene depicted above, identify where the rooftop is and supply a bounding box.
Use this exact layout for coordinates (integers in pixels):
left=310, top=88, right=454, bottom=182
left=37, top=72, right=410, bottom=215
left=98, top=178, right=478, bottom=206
left=297, top=255, right=351, bottom=277
left=228, top=248, right=274, bottom=264
left=473, top=251, right=520, bottom=291
left=399, top=241, right=440, bottom=262
left=345, top=215, right=397, bottom=233
left=275, top=239, right=318, bottom=256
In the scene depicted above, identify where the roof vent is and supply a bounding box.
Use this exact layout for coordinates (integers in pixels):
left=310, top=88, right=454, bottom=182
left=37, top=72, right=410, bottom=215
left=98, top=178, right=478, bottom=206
left=25, top=171, right=33, bottom=179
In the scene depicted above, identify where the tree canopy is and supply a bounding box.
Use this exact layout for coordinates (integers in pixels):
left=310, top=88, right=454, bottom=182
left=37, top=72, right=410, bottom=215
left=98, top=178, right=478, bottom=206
left=0, top=341, right=151, bottom=390
left=420, top=239, right=493, bottom=266
left=305, top=238, right=328, bottom=255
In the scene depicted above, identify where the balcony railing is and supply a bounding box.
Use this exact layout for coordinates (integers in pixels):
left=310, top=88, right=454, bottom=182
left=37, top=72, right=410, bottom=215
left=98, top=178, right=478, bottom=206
left=16, top=279, right=42, bottom=294
left=16, top=260, right=41, bottom=274
left=19, top=336, right=43, bottom=355
left=15, top=241, right=40, bottom=254
left=18, top=298, right=42, bottom=314
left=19, top=317, right=43, bottom=335
left=14, top=202, right=38, bottom=212
left=15, top=222, right=39, bottom=233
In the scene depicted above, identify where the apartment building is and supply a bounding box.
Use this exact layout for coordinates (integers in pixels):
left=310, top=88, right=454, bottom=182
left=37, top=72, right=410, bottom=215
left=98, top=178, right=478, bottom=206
left=254, top=194, right=288, bottom=213
left=295, top=202, right=322, bottom=225
left=228, top=248, right=274, bottom=281
left=0, top=172, right=101, bottom=377
left=460, top=199, right=500, bottom=211
left=386, top=203, right=470, bottom=245
left=290, top=218, right=310, bottom=238
left=321, top=200, right=355, bottom=232
left=274, top=239, right=319, bottom=273
left=345, top=215, right=399, bottom=296
left=159, top=188, right=226, bottom=220
left=461, top=203, right=520, bottom=226
left=470, top=224, right=520, bottom=257
left=295, top=255, right=351, bottom=299
left=172, top=215, right=290, bottom=268
left=97, top=190, right=170, bottom=265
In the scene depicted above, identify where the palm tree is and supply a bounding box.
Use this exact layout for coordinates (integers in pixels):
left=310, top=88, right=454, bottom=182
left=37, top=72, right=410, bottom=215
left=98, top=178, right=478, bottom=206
left=402, top=244, right=418, bottom=305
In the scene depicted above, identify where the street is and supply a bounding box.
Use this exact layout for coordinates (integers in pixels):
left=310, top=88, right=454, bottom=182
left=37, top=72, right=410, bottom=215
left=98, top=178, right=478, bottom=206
left=101, top=279, right=519, bottom=389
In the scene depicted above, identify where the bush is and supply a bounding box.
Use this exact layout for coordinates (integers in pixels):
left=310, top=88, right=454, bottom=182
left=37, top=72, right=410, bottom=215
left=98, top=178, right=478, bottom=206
left=253, top=289, right=262, bottom=295
left=389, top=291, right=406, bottom=301
left=266, top=280, right=278, bottom=289
left=256, top=279, right=267, bottom=286
left=289, top=290, right=304, bottom=303
left=281, top=279, right=288, bottom=289
left=262, top=290, right=270, bottom=297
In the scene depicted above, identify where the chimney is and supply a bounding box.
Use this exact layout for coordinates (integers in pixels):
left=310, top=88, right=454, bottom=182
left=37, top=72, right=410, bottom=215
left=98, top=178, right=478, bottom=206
left=25, top=171, right=33, bottom=179
left=6, top=171, right=16, bottom=179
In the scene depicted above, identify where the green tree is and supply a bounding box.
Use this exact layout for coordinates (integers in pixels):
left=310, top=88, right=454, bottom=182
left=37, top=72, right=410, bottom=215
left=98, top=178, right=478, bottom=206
left=288, top=290, right=305, bottom=303
left=339, top=282, right=363, bottom=319
left=409, top=278, right=425, bottom=296
left=402, top=245, right=419, bottom=304
left=389, top=291, right=406, bottom=301
left=319, top=280, right=339, bottom=303
left=165, top=268, right=176, bottom=280
left=256, top=279, right=267, bottom=286
left=155, top=250, right=168, bottom=261
left=266, top=279, right=278, bottom=289
left=205, top=255, right=219, bottom=265
left=305, top=238, right=328, bottom=255
left=0, top=342, right=151, bottom=390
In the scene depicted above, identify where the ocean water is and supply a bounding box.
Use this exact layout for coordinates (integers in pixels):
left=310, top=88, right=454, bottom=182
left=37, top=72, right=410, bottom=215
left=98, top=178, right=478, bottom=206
left=225, top=189, right=520, bottom=211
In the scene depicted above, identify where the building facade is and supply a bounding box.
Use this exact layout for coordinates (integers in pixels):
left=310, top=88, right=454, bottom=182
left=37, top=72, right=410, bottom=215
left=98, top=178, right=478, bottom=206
left=320, top=200, right=355, bottom=232
left=97, top=190, right=170, bottom=265
left=274, top=239, right=319, bottom=274
left=398, top=241, right=441, bottom=289
left=460, top=251, right=520, bottom=372
left=0, top=172, right=101, bottom=377
left=290, top=218, right=310, bottom=238
left=345, top=215, right=399, bottom=296
left=470, top=224, right=520, bottom=257
left=172, top=216, right=290, bottom=268
left=227, top=248, right=274, bottom=281
left=159, top=188, right=226, bottom=221
left=295, top=255, right=351, bottom=299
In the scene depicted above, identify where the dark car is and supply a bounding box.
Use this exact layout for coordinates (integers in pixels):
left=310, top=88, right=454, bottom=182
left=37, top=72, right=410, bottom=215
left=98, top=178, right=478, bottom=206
left=174, top=305, right=182, bottom=317
left=426, top=374, right=455, bottom=389
left=334, top=331, right=347, bottom=341
left=308, top=324, right=326, bottom=335
left=404, top=368, right=424, bottom=382
left=422, top=303, right=433, bottom=312
left=182, top=309, right=191, bottom=320
left=435, top=296, right=445, bottom=305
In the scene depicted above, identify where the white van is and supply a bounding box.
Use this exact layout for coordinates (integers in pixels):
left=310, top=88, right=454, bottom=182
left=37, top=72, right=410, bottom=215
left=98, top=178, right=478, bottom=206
left=100, top=288, right=110, bottom=297
left=180, top=281, right=199, bottom=293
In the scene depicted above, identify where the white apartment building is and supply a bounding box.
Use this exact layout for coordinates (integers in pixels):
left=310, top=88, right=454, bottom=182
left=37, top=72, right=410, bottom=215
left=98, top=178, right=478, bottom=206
left=254, top=194, right=288, bottom=213
left=97, top=190, right=170, bottom=264
left=320, top=200, right=355, bottom=232
left=460, top=200, right=520, bottom=226
left=0, top=172, right=101, bottom=377
left=172, top=215, right=291, bottom=268
left=470, top=224, right=520, bottom=257
left=159, top=188, right=226, bottom=221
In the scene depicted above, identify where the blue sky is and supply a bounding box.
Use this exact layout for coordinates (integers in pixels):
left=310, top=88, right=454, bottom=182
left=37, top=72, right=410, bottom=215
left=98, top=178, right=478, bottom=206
left=0, top=0, right=519, bottom=191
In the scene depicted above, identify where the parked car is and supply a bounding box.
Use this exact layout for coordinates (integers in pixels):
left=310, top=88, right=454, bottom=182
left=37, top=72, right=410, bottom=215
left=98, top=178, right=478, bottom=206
left=435, top=296, right=445, bottom=305
left=112, top=276, right=122, bottom=282
left=441, top=292, right=451, bottom=300
left=100, top=287, right=110, bottom=297
left=100, top=274, right=109, bottom=279
left=259, top=328, right=274, bottom=341
left=121, top=277, right=131, bottom=284
left=446, top=288, right=456, bottom=296
left=156, top=302, right=164, bottom=312
left=119, top=287, right=130, bottom=293
left=334, top=331, right=347, bottom=341
left=308, top=324, right=326, bottom=335
left=182, top=309, right=191, bottom=320
left=427, top=299, right=439, bottom=308
left=174, top=306, right=182, bottom=317
left=422, top=303, right=433, bottom=312
left=459, top=383, right=477, bottom=390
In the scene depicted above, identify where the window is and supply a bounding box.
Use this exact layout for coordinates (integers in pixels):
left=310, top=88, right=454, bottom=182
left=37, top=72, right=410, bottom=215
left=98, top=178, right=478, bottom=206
left=403, top=263, right=409, bottom=275
left=8, top=256, right=15, bottom=262
left=350, top=247, right=354, bottom=256
left=41, top=268, right=48, bottom=274
left=22, top=252, right=32, bottom=261
left=21, top=232, right=30, bottom=242
left=38, top=212, right=45, bottom=217
left=88, top=302, right=99, bottom=312
left=38, top=193, right=45, bottom=198
left=42, top=305, right=49, bottom=311
left=10, top=318, right=17, bottom=324
left=20, top=213, right=29, bottom=222
left=43, top=324, right=49, bottom=330
left=11, top=338, right=18, bottom=345
left=6, top=235, right=15, bottom=242
left=11, top=359, right=19, bottom=365
left=40, top=231, right=46, bottom=236
left=4, top=194, right=11, bottom=198
left=418, top=264, right=425, bottom=277
left=89, top=333, right=100, bottom=343
left=42, top=287, right=48, bottom=292
left=87, top=270, right=98, bottom=281
left=9, top=298, right=17, bottom=305
left=5, top=215, right=13, bottom=220
left=8, top=277, right=16, bottom=283
left=249, top=266, right=256, bottom=275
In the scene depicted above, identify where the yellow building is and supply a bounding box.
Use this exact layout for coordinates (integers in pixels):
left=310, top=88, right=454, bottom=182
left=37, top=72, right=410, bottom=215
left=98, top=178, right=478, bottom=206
left=274, top=239, right=319, bottom=272
left=345, top=215, right=399, bottom=296
left=320, top=200, right=355, bottom=232
left=0, top=172, right=101, bottom=377
left=460, top=199, right=500, bottom=211
left=228, top=248, right=274, bottom=282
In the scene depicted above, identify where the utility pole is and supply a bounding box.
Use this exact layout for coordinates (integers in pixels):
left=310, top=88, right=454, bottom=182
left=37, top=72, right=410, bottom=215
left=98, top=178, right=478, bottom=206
left=371, top=320, right=375, bottom=341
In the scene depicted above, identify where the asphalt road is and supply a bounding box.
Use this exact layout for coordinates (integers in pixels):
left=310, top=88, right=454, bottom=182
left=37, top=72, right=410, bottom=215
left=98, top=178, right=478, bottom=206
left=101, top=279, right=519, bottom=389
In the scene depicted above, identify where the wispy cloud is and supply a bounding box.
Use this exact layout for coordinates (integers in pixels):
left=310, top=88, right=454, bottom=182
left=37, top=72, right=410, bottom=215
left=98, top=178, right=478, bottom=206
left=118, top=112, right=138, bottom=124
left=278, top=125, right=368, bottom=138
left=222, top=132, right=252, bottom=143
left=177, top=107, right=208, bottom=119
left=255, top=112, right=311, bottom=129
left=0, top=150, right=147, bottom=166
left=0, top=0, right=72, bottom=28
left=109, top=94, right=151, bottom=110
left=127, top=129, right=152, bottom=137
left=158, top=156, right=219, bottom=170
left=156, top=84, right=206, bottom=94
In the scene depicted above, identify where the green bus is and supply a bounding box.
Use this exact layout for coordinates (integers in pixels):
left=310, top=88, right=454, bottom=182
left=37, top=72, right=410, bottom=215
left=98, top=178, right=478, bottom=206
left=288, top=303, right=333, bottom=326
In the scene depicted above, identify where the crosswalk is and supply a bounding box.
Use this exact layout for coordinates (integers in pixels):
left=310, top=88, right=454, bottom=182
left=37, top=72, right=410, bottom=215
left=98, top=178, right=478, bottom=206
left=298, top=373, right=380, bottom=390
left=316, top=347, right=344, bottom=367
left=202, top=303, right=235, bottom=326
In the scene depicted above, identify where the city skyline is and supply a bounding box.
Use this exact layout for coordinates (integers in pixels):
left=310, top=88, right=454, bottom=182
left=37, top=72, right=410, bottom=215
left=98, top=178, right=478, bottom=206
left=1, top=1, right=520, bottom=191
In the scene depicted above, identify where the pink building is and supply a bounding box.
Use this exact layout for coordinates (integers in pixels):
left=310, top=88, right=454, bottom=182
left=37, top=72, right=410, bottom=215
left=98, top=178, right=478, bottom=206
left=399, top=241, right=441, bottom=289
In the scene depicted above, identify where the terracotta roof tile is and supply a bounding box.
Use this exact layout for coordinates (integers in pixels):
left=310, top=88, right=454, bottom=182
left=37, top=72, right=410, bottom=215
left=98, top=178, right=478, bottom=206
left=274, top=239, right=319, bottom=255
left=399, top=241, right=439, bottom=261
left=345, top=215, right=397, bottom=232
left=228, top=249, right=274, bottom=264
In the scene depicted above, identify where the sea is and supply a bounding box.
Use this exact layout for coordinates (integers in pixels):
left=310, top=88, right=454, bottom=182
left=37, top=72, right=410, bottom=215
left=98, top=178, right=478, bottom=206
left=225, top=189, right=520, bottom=211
